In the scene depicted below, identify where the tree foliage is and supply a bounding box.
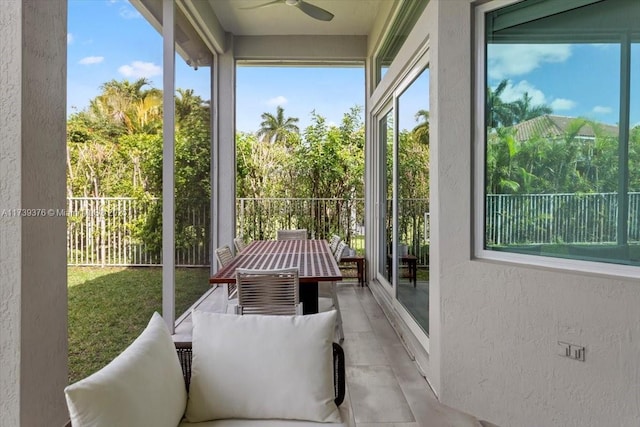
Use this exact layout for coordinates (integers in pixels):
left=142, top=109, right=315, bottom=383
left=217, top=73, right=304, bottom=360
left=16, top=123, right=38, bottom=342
left=67, top=79, right=211, bottom=254
left=487, top=79, right=552, bottom=128
left=487, top=119, right=640, bottom=195
left=258, top=105, right=300, bottom=145
left=67, top=80, right=210, bottom=200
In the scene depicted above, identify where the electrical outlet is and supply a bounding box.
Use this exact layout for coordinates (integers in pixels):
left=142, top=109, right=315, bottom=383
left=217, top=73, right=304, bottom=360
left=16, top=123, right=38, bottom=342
left=558, top=341, right=571, bottom=357
left=558, top=341, right=585, bottom=361
left=571, top=344, right=585, bottom=361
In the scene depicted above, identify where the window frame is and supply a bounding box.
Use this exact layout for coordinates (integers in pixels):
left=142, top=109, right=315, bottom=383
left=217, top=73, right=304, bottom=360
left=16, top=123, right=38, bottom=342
left=473, top=0, right=640, bottom=279
left=373, top=0, right=430, bottom=88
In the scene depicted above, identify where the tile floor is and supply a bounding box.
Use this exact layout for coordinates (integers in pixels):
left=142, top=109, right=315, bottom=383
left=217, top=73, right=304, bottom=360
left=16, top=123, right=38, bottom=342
left=173, top=280, right=484, bottom=427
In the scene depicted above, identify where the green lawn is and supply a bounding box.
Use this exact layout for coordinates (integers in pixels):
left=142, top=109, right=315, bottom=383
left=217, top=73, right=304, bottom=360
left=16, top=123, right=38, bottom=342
left=68, top=266, right=210, bottom=383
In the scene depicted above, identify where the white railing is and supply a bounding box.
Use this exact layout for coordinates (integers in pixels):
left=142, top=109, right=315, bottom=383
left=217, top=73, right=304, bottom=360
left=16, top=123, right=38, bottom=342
left=67, top=197, right=153, bottom=266
left=66, top=197, right=371, bottom=266
left=67, top=193, right=637, bottom=266
left=486, top=192, right=640, bottom=245
left=66, top=197, right=209, bottom=267
left=236, top=197, right=366, bottom=247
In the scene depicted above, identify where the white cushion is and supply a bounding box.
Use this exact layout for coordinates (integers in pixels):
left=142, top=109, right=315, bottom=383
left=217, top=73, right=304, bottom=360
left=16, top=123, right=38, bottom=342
left=64, top=312, right=187, bottom=427
left=186, top=311, right=341, bottom=423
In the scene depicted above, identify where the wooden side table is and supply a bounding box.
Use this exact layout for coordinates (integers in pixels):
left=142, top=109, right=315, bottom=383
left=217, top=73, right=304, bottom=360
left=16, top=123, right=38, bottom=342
left=339, top=255, right=366, bottom=287
left=386, top=254, right=418, bottom=287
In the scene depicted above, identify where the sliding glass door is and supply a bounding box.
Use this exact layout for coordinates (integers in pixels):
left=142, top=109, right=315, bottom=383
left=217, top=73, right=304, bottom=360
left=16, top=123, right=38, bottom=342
left=396, top=67, right=430, bottom=334
left=374, top=55, right=430, bottom=338
left=378, top=107, right=395, bottom=286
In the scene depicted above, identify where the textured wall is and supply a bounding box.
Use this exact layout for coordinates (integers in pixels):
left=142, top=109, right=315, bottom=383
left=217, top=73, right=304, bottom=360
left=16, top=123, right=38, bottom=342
left=234, top=35, right=367, bottom=61
left=433, top=1, right=640, bottom=426
left=0, top=2, right=23, bottom=426
left=0, top=1, right=68, bottom=426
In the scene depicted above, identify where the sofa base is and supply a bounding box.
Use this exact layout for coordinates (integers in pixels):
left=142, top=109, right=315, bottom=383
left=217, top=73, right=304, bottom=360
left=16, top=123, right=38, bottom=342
left=179, top=416, right=347, bottom=426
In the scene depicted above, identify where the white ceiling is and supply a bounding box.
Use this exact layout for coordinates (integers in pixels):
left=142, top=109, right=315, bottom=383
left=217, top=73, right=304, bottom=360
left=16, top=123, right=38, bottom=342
left=208, top=0, right=388, bottom=36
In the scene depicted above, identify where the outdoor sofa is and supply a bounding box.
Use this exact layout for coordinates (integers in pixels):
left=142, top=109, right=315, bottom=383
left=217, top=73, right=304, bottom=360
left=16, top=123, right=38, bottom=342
left=64, top=310, right=350, bottom=426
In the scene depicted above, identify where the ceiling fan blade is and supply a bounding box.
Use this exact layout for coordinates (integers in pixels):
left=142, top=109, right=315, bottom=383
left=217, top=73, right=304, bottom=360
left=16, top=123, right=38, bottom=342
left=239, top=0, right=283, bottom=10
left=295, top=1, right=334, bottom=21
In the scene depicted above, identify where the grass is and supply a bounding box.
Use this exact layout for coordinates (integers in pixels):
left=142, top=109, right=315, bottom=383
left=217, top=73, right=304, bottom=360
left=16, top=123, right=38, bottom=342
left=68, top=266, right=210, bottom=383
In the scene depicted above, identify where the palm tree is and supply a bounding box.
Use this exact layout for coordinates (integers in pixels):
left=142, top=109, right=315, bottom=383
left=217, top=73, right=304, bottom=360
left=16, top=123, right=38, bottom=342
left=487, top=79, right=516, bottom=128
left=412, top=109, right=430, bottom=145
left=88, top=78, right=162, bottom=135
left=258, top=106, right=299, bottom=144
left=175, top=88, right=210, bottom=130
left=511, top=92, right=552, bottom=124
left=487, top=80, right=553, bottom=128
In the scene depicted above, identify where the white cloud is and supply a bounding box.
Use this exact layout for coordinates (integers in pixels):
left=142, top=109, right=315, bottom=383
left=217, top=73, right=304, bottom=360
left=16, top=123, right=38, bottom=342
left=119, top=6, right=141, bottom=19
left=592, top=105, right=613, bottom=114
left=550, top=98, right=576, bottom=111
left=78, top=56, right=104, bottom=65
left=67, top=33, right=74, bottom=44
left=590, top=43, right=615, bottom=50
left=118, top=61, right=162, bottom=78
left=499, top=80, right=547, bottom=105
left=266, top=96, right=288, bottom=107
left=488, top=44, right=572, bottom=80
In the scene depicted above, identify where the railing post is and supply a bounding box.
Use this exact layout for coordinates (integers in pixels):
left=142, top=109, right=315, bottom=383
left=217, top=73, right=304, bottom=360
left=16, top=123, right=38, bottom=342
left=100, top=198, right=106, bottom=267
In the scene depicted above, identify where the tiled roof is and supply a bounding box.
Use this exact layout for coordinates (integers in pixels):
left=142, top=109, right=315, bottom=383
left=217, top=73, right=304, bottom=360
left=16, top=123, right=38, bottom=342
left=512, top=115, right=619, bottom=142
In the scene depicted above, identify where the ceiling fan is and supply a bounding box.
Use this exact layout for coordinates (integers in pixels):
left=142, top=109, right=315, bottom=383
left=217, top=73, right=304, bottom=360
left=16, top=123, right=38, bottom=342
left=240, top=0, right=334, bottom=22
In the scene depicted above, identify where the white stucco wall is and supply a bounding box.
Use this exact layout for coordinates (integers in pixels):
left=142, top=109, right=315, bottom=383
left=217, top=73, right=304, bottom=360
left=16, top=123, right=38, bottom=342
left=234, top=35, right=367, bottom=62
left=431, top=1, right=640, bottom=426
left=0, top=3, right=23, bottom=425
left=0, top=1, right=68, bottom=426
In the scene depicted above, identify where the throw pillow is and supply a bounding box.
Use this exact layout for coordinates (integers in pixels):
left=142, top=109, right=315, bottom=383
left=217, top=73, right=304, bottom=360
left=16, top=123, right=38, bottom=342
left=185, top=310, right=340, bottom=423
left=64, top=312, right=187, bottom=427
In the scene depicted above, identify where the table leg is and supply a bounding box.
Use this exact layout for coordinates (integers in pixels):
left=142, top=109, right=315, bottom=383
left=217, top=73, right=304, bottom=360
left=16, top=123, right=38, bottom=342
left=300, top=282, right=319, bottom=314
left=410, top=259, right=417, bottom=287
left=357, top=259, right=364, bottom=286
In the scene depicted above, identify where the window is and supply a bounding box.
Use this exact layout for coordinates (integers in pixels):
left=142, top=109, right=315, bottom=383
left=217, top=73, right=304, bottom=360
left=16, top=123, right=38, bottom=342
left=374, top=0, right=429, bottom=85
left=482, top=0, right=640, bottom=267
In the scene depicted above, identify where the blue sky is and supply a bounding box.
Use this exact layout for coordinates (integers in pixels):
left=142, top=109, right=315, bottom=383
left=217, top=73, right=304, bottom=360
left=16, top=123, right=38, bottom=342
left=68, top=1, right=638, bottom=133
left=488, top=43, right=640, bottom=127
left=67, top=0, right=366, bottom=133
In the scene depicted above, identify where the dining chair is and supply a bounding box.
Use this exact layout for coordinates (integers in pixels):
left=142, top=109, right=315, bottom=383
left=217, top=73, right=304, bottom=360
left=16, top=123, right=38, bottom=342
left=334, top=240, right=348, bottom=261
left=233, top=235, right=247, bottom=253
left=329, top=234, right=341, bottom=253
left=276, top=229, right=307, bottom=240
left=235, top=268, right=302, bottom=315
left=215, top=245, right=237, bottom=302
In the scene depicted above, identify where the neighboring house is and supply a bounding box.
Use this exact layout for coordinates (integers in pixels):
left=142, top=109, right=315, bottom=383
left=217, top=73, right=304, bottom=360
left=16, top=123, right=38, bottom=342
left=512, top=114, right=619, bottom=142
left=2, top=1, right=639, bottom=427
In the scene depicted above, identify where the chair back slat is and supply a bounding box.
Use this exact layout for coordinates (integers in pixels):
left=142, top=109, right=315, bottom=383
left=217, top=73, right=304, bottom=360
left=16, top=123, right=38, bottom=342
left=215, top=245, right=236, bottom=298
left=233, top=236, right=247, bottom=253
left=334, top=241, right=348, bottom=262
left=329, top=235, right=341, bottom=253
left=236, top=268, right=301, bottom=315
left=215, top=245, right=234, bottom=267
left=276, top=229, right=307, bottom=240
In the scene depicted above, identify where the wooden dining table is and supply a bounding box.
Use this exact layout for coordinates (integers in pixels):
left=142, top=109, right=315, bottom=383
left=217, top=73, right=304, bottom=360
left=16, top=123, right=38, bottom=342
left=209, top=239, right=342, bottom=314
